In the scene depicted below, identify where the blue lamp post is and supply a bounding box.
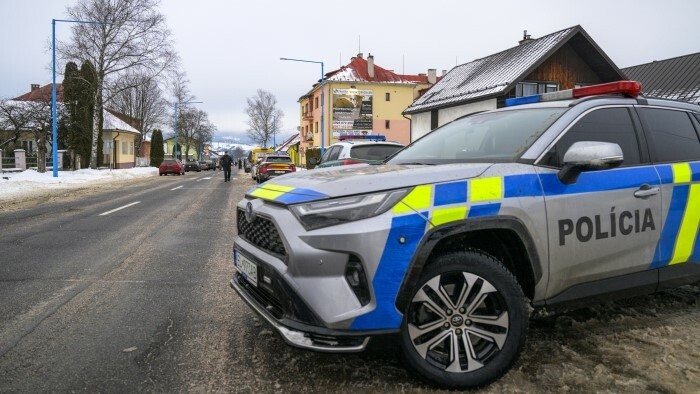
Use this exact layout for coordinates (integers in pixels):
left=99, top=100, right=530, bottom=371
left=280, top=57, right=325, bottom=155
left=173, top=101, right=202, bottom=160
left=51, top=18, right=111, bottom=177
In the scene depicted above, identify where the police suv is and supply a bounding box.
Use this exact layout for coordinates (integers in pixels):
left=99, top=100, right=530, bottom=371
left=231, top=81, right=700, bottom=389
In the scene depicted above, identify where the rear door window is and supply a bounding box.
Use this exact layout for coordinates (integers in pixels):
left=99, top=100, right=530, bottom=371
left=350, top=144, right=403, bottom=161
left=638, top=108, right=700, bottom=162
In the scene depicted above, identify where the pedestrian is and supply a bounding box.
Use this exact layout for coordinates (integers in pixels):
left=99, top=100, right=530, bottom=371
left=221, top=151, right=233, bottom=182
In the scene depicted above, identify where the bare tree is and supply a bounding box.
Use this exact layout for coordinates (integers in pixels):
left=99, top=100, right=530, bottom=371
left=59, top=0, right=177, bottom=169
left=245, top=89, right=283, bottom=147
left=109, top=70, right=167, bottom=156
left=166, top=69, right=200, bottom=158
left=0, top=99, right=66, bottom=173
left=178, top=108, right=215, bottom=160
left=0, top=99, right=32, bottom=150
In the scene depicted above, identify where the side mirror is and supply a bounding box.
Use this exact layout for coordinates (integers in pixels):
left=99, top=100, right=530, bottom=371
left=309, top=158, right=318, bottom=165
left=558, top=141, right=624, bottom=184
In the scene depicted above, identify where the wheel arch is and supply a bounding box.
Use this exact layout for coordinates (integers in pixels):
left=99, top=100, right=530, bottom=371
left=394, top=216, right=542, bottom=312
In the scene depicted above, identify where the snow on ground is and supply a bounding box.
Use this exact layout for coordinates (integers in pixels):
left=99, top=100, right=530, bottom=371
left=0, top=167, right=158, bottom=202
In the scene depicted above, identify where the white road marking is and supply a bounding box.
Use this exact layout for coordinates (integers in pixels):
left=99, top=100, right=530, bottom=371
left=99, top=202, right=141, bottom=216
left=197, top=177, right=212, bottom=181
left=171, top=185, right=183, bottom=190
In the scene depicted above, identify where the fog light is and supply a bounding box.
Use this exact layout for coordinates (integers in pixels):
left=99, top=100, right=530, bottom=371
left=345, top=256, right=371, bottom=306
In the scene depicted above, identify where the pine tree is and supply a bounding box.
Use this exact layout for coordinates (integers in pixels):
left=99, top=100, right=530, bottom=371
left=150, top=129, right=164, bottom=166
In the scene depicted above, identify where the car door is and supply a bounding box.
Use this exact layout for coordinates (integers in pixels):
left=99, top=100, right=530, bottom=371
left=535, top=106, right=662, bottom=302
left=637, top=108, right=700, bottom=285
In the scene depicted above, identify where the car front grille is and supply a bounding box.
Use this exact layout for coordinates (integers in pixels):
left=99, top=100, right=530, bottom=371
left=237, top=208, right=287, bottom=258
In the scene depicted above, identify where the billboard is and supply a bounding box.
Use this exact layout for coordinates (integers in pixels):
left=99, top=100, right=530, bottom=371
left=332, top=88, right=373, bottom=137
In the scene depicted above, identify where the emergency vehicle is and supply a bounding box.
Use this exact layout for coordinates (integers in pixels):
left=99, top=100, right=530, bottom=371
left=231, top=81, right=700, bottom=388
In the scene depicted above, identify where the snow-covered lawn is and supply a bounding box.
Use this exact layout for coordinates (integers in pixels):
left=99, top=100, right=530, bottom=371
left=0, top=167, right=158, bottom=201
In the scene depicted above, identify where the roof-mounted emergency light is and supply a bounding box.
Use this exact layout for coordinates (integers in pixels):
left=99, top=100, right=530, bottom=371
left=338, top=134, right=387, bottom=141
left=505, top=80, right=642, bottom=107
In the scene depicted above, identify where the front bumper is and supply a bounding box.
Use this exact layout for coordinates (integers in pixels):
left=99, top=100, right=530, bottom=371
left=230, top=273, right=371, bottom=352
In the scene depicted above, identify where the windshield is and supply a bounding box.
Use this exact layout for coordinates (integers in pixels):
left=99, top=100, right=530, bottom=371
left=388, top=107, right=566, bottom=165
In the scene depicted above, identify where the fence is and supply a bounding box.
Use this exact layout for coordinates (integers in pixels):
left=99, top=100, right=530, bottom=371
left=2, top=156, right=14, bottom=169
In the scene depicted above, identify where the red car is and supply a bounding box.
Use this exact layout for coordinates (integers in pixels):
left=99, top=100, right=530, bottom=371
left=159, top=159, right=185, bottom=176
left=255, top=154, right=296, bottom=183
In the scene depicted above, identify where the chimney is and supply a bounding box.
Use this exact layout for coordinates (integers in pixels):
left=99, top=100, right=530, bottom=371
left=31, top=84, right=40, bottom=91
left=367, top=53, right=374, bottom=79
left=428, top=69, right=437, bottom=84
left=357, top=52, right=364, bottom=59
left=519, top=30, right=534, bottom=45
left=442, top=69, right=447, bottom=76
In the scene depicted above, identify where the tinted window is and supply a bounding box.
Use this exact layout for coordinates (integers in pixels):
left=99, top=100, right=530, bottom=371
left=265, top=156, right=292, bottom=163
left=350, top=144, right=403, bottom=161
left=639, top=108, right=700, bottom=162
left=541, top=107, right=642, bottom=168
left=322, top=145, right=342, bottom=161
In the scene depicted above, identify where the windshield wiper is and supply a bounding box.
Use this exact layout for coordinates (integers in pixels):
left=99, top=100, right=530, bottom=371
left=397, top=162, right=435, bottom=166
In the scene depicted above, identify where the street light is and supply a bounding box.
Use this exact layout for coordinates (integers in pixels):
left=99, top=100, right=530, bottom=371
left=173, top=101, right=202, bottom=160
left=280, top=57, right=325, bottom=155
left=51, top=18, right=111, bottom=177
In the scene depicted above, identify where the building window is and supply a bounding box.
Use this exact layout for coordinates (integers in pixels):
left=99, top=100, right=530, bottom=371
left=515, top=81, right=558, bottom=97
left=315, top=122, right=318, bottom=133
left=386, top=92, right=391, bottom=101
left=431, top=110, right=439, bottom=130
left=315, top=97, right=319, bottom=109
left=122, top=141, right=128, bottom=154
left=385, top=120, right=390, bottom=129
left=21, top=140, right=34, bottom=154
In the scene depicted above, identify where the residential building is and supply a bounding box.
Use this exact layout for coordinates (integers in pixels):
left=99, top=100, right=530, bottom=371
left=404, top=25, right=625, bottom=140
left=7, top=83, right=141, bottom=169
left=295, top=53, right=439, bottom=166
left=622, top=52, right=700, bottom=104
left=163, top=136, right=200, bottom=161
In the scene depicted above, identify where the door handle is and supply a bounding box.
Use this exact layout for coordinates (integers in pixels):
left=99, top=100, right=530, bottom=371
left=634, top=184, right=660, bottom=198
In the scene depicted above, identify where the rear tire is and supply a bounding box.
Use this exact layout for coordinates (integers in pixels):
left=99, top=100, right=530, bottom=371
left=399, top=250, right=528, bottom=389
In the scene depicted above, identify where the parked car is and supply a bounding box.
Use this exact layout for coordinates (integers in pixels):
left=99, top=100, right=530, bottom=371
left=198, top=160, right=210, bottom=171
left=313, top=135, right=404, bottom=168
left=254, top=154, right=296, bottom=183
left=184, top=160, right=201, bottom=172
left=158, top=159, right=185, bottom=176
left=210, top=158, right=218, bottom=170
left=231, top=80, right=700, bottom=389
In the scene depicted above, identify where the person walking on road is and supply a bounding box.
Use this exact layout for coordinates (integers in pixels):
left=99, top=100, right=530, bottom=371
left=221, top=151, right=233, bottom=182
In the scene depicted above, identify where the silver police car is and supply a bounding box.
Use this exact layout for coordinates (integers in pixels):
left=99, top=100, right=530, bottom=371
left=231, top=81, right=700, bottom=389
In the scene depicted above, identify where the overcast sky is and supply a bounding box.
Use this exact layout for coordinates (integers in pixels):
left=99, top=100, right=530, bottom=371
left=2, top=0, right=699, bottom=137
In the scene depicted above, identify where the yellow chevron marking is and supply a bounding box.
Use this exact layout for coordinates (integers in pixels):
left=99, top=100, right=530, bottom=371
left=672, top=163, right=692, bottom=184
left=670, top=183, right=700, bottom=265
left=393, top=185, right=432, bottom=215
left=430, top=206, right=469, bottom=229
left=250, top=184, right=295, bottom=200
left=470, top=177, right=503, bottom=202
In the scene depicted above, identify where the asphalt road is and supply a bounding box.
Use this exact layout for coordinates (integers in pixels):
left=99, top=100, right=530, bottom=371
left=0, top=168, right=698, bottom=393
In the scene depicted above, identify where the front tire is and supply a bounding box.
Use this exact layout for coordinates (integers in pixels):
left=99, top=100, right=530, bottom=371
left=400, top=250, right=528, bottom=389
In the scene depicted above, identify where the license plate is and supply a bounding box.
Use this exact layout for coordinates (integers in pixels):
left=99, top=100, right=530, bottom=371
left=273, top=171, right=285, bottom=174
left=234, top=250, right=258, bottom=286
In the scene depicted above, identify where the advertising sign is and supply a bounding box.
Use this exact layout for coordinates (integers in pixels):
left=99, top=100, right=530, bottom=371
left=332, top=88, right=373, bottom=137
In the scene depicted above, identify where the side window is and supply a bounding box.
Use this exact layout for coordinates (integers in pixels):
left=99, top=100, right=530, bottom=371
left=324, top=146, right=342, bottom=161
left=639, top=108, right=700, bottom=162
left=541, top=107, right=642, bottom=168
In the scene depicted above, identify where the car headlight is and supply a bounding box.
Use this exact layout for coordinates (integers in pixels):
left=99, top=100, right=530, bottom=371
left=290, top=189, right=410, bottom=230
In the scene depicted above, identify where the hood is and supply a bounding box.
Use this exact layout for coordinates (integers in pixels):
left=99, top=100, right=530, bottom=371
left=246, top=163, right=493, bottom=205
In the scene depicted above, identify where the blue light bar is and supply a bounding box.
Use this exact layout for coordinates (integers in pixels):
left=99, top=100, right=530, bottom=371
left=505, top=95, right=541, bottom=107
left=339, top=134, right=386, bottom=141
